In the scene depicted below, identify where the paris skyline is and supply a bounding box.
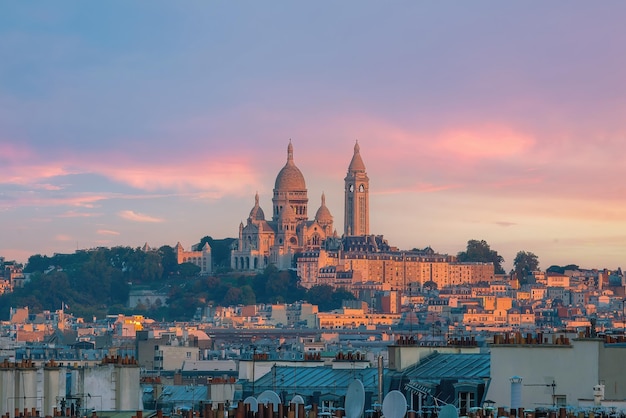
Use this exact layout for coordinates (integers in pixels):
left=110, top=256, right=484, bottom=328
left=2, top=2, right=626, bottom=271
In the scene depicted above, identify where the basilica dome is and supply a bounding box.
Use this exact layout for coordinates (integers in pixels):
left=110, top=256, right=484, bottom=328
left=248, top=193, right=265, bottom=221
left=274, top=141, right=306, bottom=191
left=315, top=193, right=333, bottom=224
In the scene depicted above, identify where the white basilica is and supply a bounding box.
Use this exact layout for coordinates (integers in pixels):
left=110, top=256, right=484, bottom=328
left=231, top=141, right=369, bottom=271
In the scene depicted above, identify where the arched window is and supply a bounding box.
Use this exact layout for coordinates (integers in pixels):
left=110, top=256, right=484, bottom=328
left=312, top=234, right=320, bottom=246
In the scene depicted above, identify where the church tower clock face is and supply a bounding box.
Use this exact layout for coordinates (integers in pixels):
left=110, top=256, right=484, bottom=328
left=349, top=184, right=354, bottom=192
left=359, top=184, right=364, bottom=192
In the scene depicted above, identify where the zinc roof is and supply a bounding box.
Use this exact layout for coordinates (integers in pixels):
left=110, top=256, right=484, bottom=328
left=404, top=352, right=490, bottom=380
left=251, top=365, right=380, bottom=396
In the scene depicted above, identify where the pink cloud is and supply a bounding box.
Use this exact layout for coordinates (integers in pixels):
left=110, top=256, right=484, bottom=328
left=99, top=160, right=257, bottom=194
left=288, top=112, right=626, bottom=206
left=435, top=125, right=535, bottom=159
left=0, top=141, right=32, bottom=160
left=97, top=229, right=120, bottom=236
left=2, top=164, right=73, bottom=186
left=0, top=140, right=261, bottom=198
left=118, top=210, right=164, bottom=223
left=58, top=210, right=101, bottom=218
left=1, top=194, right=109, bottom=210
left=494, top=221, right=517, bottom=227
left=373, top=182, right=461, bottom=196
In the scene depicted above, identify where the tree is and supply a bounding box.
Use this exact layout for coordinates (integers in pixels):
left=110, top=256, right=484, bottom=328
left=178, top=262, right=201, bottom=278
left=196, top=236, right=236, bottom=270
left=457, top=239, right=505, bottom=274
left=546, top=265, right=564, bottom=274
left=546, top=264, right=579, bottom=274
left=305, top=285, right=355, bottom=312
left=306, top=285, right=335, bottom=311
left=423, top=280, right=438, bottom=291
left=159, top=245, right=179, bottom=277
left=513, top=251, right=539, bottom=283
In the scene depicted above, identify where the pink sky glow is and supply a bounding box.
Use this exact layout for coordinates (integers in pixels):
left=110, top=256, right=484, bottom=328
left=2, top=2, right=626, bottom=272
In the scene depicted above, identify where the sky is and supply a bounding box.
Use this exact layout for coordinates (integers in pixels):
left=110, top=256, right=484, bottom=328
left=2, top=2, right=626, bottom=272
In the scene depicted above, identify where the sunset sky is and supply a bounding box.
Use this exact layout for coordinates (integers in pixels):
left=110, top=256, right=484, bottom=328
left=2, top=2, right=626, bottom=271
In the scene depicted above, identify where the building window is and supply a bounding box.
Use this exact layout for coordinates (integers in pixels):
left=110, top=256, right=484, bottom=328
left=458, top=391, right=475, bottom=415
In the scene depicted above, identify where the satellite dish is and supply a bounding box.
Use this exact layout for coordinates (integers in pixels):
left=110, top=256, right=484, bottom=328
left=258, top=390, right=281, bottom=408
left=345, top=379, right=365, bottom=418
left=382, top=390, right=407, bottom=418
left=438, top=405, right=459, bottom=418
left=244, top=396, right=258, bottom=413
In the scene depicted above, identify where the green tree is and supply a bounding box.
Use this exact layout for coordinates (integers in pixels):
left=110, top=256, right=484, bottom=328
left=240, top=285, right=256, bottom=305
left=178, top=262, right=201, bottom=278
left=513, top=251, right=539, bottom=283
left=159, top=245, right=179, bottom=277
left=331, top=288, right=356, bottom=309
left=24, top=254, right=50, bottom=273
left=196, top=236, right=236, bottom=270
left=306, top=285, right=335, bottom=310
left=139, top=251, right=163, bottom=283
left=546, top=265, right=564, bottom=274
left=423, top=280, right=438, bottom=291
left=457, top=239, right=505, bottom=274
left=223, top=286, right=243, bottom=306
left=305, top=285, right=354, bottom=312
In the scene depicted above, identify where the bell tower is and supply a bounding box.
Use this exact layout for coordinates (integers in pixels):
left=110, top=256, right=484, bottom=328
left=344, top=141, right=369, bottom=236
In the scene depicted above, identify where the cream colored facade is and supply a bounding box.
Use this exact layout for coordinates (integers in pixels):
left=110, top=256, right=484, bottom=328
left=547, top=274, right=570, bottom=287
left=296, top=247, right=495, bottom=292
left=174, top=241, right=212, bottom=274
left=316, top=307, right=400, bottom=329
left=463, top=308, right=534, bottom=327
left=232, top=141, right=351, bottom=271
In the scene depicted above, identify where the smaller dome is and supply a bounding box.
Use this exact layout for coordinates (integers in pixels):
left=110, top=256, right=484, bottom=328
left=248, top=193, right=265, bottom=221
left=315, top=193, right=333, bottom=224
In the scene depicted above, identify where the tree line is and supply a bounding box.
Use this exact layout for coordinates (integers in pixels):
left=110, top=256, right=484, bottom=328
left=456, top=239, right=540, bottom=283
left=0, top=240, right=354, bottom=321
left=2, top=236, right=583, bottom=321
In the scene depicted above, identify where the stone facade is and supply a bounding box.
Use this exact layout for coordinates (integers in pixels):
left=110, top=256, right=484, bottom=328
left=174, top=241, right=212, bottom=275
left=231, top=141, right=353, bottom=271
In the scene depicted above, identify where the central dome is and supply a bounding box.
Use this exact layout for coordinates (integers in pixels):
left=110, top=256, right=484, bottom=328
left=274, top=141, right=306, bottom=191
